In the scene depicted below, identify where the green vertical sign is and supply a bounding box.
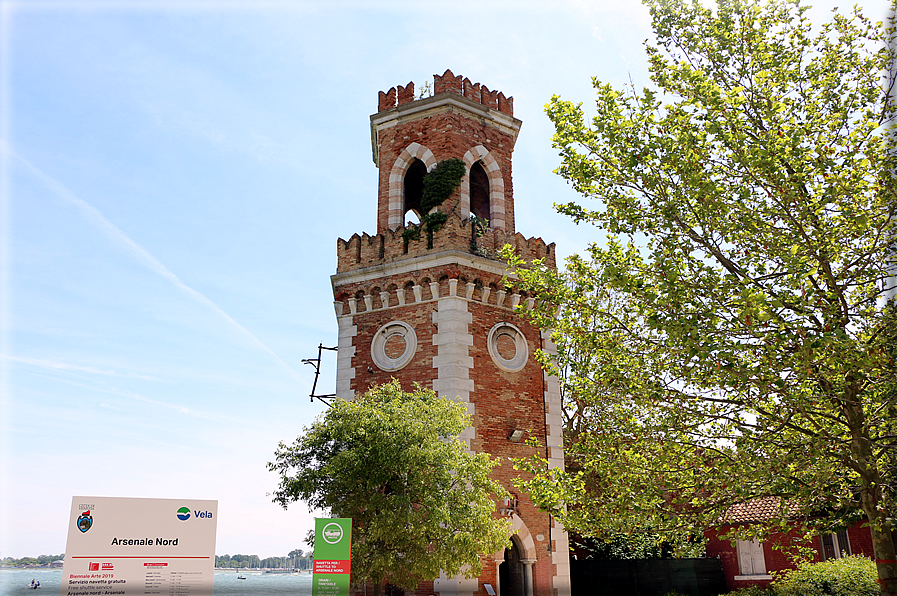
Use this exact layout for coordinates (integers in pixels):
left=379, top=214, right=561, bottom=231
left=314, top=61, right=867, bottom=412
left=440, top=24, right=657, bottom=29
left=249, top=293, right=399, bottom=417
left=312, top=518, right=352, bottom=596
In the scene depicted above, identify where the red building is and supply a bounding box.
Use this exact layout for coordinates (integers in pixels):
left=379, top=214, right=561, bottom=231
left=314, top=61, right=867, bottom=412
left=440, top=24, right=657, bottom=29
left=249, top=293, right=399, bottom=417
left=704, top=498, right=875, bottom=591
left=330, top=70, right=571, bottom=596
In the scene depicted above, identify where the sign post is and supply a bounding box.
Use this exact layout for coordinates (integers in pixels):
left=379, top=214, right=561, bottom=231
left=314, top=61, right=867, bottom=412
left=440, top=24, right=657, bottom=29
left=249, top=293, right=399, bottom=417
left=312, top=518, right=352, bottom=596
left=60, top=496, right=217, bottom=596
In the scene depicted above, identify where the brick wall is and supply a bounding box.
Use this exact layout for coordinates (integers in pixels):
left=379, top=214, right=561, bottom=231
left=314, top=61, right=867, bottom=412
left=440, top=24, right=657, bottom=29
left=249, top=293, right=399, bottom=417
left=705, top=520, right=876, bottom=592
left=334, top=262, right=559, bottom=596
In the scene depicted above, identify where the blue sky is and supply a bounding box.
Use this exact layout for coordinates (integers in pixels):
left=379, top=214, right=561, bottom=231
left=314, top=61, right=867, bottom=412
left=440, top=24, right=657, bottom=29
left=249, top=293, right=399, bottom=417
left=0, top=0, right=890, bottom=560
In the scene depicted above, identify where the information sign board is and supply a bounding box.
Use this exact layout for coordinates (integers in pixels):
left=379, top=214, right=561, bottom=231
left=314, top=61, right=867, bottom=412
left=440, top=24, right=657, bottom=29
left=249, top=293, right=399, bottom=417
left=60, top=496, right=218, bottom=596
left=312, top=518, right=352, bottom=596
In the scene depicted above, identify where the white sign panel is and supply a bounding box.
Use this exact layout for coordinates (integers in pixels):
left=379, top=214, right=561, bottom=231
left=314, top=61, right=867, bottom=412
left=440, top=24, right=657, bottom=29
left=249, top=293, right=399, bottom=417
left=60, top=496, right=218, bottom=596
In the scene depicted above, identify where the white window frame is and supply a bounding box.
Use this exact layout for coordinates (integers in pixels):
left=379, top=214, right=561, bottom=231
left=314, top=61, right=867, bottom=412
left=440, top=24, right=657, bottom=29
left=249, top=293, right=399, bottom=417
left=820, top=530, right=851, bottom=560
left=734, top=538, right=772, bottom=581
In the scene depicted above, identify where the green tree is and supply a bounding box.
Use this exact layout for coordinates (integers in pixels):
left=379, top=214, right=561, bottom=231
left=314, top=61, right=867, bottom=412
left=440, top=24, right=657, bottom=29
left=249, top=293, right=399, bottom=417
left=268, top=381, right=510, bottom=596
left=508, top=0, right=897, bottom=593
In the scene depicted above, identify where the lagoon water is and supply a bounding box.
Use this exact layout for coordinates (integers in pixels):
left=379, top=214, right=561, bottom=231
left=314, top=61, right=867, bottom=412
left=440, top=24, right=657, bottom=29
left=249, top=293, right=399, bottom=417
left=0, top=569, right=314, bottom=596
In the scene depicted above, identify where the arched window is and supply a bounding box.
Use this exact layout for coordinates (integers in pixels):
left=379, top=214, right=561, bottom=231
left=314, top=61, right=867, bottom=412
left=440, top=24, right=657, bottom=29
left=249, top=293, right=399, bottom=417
left=404, top=159, right=427, bottom=223
left=469, top=161, right=490, bottom=221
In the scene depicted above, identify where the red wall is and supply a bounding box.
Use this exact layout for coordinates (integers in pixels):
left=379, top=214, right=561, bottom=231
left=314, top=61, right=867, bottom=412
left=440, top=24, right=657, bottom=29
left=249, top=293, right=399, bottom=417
left=704, top=520, right=875, bottom=592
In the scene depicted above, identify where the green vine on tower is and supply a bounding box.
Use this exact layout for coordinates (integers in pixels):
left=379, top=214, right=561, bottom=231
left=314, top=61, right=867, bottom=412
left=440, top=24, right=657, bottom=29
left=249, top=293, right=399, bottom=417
left=402, top=158, right=466, bottom=249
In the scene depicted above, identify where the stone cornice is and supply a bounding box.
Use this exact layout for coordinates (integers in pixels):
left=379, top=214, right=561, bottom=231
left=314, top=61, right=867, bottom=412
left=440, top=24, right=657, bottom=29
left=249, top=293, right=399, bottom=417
left=370, top=92, right=522, bottom=164
left=331, top=249, right=513, bottom=289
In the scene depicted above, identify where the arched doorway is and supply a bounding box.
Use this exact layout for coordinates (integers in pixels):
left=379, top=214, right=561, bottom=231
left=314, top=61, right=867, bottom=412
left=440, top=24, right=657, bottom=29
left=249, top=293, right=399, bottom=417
left=499, top=538, right=525, bottom=596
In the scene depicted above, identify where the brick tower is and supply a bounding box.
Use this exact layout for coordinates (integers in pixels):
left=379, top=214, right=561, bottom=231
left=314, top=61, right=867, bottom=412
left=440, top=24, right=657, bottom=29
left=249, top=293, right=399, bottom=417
left=331, top=69, right=571, bottom=596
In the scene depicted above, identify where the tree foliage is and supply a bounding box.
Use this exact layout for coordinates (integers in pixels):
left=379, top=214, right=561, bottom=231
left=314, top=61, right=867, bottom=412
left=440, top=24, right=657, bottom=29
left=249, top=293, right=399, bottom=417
left=268, top=381, right=509, bottom=594
left=509, top=0, right=897, bottom=592
left=773, top=555, right=880, bottom=596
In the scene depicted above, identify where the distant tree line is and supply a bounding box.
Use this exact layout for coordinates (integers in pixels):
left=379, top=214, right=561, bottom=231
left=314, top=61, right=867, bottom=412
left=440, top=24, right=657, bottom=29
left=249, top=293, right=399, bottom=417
left=1, top=554, right=65, bottom=567
left=1, top=551, right=312, bottom=569
left=215, top=549, right=311, bottom=569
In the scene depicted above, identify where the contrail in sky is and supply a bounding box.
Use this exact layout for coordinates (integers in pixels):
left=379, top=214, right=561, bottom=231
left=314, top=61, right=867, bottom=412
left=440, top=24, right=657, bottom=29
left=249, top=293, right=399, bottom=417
left=0, top=354, right=165, bottom=381
left=1, top=140, right=304, bottom=384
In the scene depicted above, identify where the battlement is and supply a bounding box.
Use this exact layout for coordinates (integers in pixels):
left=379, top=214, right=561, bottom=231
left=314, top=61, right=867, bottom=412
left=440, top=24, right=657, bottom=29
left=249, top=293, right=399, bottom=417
left=377, top=69, right=514, bottom=116
left=336, top=212, right=554, bottom=274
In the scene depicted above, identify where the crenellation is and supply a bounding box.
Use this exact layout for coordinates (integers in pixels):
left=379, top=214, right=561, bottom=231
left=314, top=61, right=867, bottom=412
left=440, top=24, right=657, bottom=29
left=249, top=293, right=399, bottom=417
left=336, top=212, right=555, bottom=274
left=397, top=82, right=415, bottom=106
left=434, top=68, right=463, bottom=95
left=497, top=92, right=513, bottom=116
left=377, top=69, right=513, bottom=116
left=378, top=87, right=397, bottom=112
left=462, top=78, right=482, bottom=104
left=481, top=85, right=498, bottom=110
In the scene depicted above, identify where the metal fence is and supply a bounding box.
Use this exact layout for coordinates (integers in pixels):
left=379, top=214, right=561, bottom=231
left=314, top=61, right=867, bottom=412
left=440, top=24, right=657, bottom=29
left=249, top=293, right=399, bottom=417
left=570, top=557, right=728, bottom=596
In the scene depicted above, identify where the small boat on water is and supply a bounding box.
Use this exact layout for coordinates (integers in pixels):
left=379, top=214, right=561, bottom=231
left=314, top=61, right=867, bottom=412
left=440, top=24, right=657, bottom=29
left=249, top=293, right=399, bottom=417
left=29, top=579, right=41, bottom=589
left=237, top=575, right=247, bottom=580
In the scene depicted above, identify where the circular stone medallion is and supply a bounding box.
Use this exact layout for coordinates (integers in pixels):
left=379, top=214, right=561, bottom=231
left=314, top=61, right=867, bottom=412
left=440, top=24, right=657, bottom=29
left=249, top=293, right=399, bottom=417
left=371, top=321, right=417, bottom=372
left=487, top=322, right=528, bottom=372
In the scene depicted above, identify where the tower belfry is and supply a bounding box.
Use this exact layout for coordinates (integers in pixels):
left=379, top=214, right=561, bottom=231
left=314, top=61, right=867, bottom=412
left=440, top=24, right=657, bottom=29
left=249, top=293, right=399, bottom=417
left=331, top=69, right=570, bottom=596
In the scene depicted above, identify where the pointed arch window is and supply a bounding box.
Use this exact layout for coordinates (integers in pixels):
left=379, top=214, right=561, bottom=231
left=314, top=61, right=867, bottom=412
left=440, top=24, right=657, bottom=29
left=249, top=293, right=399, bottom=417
left=404, top=159, right=426, bottom=223
left=470, top=161, right=490, bottom=221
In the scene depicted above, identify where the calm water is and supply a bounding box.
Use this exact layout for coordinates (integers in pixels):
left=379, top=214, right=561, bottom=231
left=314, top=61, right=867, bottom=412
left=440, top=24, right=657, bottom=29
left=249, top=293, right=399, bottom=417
left=0, top=569, right=313, bottom=596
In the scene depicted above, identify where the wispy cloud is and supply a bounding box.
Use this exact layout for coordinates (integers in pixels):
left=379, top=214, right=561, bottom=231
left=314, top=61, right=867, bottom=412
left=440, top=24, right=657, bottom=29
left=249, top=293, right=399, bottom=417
left=1, top=355, right=164, bottom=381
left=1, top=140, right=304, bottom=385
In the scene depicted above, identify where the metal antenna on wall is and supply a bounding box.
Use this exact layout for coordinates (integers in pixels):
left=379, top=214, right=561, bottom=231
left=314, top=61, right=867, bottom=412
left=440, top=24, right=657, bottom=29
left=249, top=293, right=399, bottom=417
left=301, top=343, right=338, bottom=405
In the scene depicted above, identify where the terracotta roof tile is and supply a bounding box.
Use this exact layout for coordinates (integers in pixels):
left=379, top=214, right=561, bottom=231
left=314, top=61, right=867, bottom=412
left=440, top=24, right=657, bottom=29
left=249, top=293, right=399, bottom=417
left=723, top=497, right=801, bottom=524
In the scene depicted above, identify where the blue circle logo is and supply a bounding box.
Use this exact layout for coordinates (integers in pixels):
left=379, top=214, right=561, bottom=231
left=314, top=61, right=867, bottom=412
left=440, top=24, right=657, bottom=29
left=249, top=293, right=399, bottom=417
left=176, top=507, right=191, bottom=521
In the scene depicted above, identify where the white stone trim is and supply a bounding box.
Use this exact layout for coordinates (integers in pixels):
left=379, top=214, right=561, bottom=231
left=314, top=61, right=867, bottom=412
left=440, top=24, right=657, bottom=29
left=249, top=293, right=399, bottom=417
left=460, top=145, right=507, bottom=230
left=497, top=515, right=539, bottom=561
left=487, top=322, right=528, bottom=372
left=372, top=92, right=521, bottom=130
left=541, top=329, right=565, bottom=472
left=371, top=93, right=522, bottom=167
left=331, top=249, right=514, bottom=287
left=551, top=518, right=572, bottom=596
left=335, top=315, right=357, bottom=400
left=431, top=297, right=475, bottom=449
left=387, top=143, right=437, bottom=229
left=540, top=329, right=572, bottom=596
left=371, top=321, right=417, bottom=372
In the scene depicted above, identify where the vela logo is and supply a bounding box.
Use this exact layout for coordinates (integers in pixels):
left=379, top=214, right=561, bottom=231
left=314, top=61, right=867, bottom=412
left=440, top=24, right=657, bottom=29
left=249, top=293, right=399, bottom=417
left=176, top=506, right=213, bottom=521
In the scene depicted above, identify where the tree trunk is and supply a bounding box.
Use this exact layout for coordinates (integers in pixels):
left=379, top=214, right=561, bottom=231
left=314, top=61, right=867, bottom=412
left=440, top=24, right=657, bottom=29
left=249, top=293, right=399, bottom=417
left=867, top=517, right=897, bottom=596
left=845, top=385, right=897, bottom=596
